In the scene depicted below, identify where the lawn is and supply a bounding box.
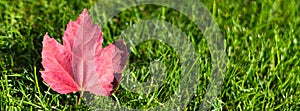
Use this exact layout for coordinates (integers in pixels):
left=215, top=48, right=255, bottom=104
left=0, top=0, right=299, bottom=110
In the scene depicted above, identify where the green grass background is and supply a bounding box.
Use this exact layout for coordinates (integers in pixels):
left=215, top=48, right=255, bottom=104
left=0, top=0, right=299, bottom=110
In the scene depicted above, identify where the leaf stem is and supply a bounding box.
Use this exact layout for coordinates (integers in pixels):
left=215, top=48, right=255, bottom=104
left=78, top=90, right=84, bottom=105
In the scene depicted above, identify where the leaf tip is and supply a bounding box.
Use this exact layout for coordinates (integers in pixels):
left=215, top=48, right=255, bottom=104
left=82, top=8, right=88, bottom=15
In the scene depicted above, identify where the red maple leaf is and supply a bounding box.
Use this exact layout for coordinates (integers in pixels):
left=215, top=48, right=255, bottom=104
left=40, top=8, right=128, bottom=96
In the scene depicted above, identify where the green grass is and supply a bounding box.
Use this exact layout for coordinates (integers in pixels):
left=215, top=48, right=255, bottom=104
left=0, top=0, right=299, bottom=110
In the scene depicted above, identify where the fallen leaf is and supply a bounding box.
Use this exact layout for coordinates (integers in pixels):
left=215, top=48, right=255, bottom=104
left=41, top=8, right=128, bottom=96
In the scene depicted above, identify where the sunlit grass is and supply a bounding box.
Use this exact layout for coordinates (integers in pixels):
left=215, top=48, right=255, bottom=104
left=0, top=0, right=299, bottom=110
